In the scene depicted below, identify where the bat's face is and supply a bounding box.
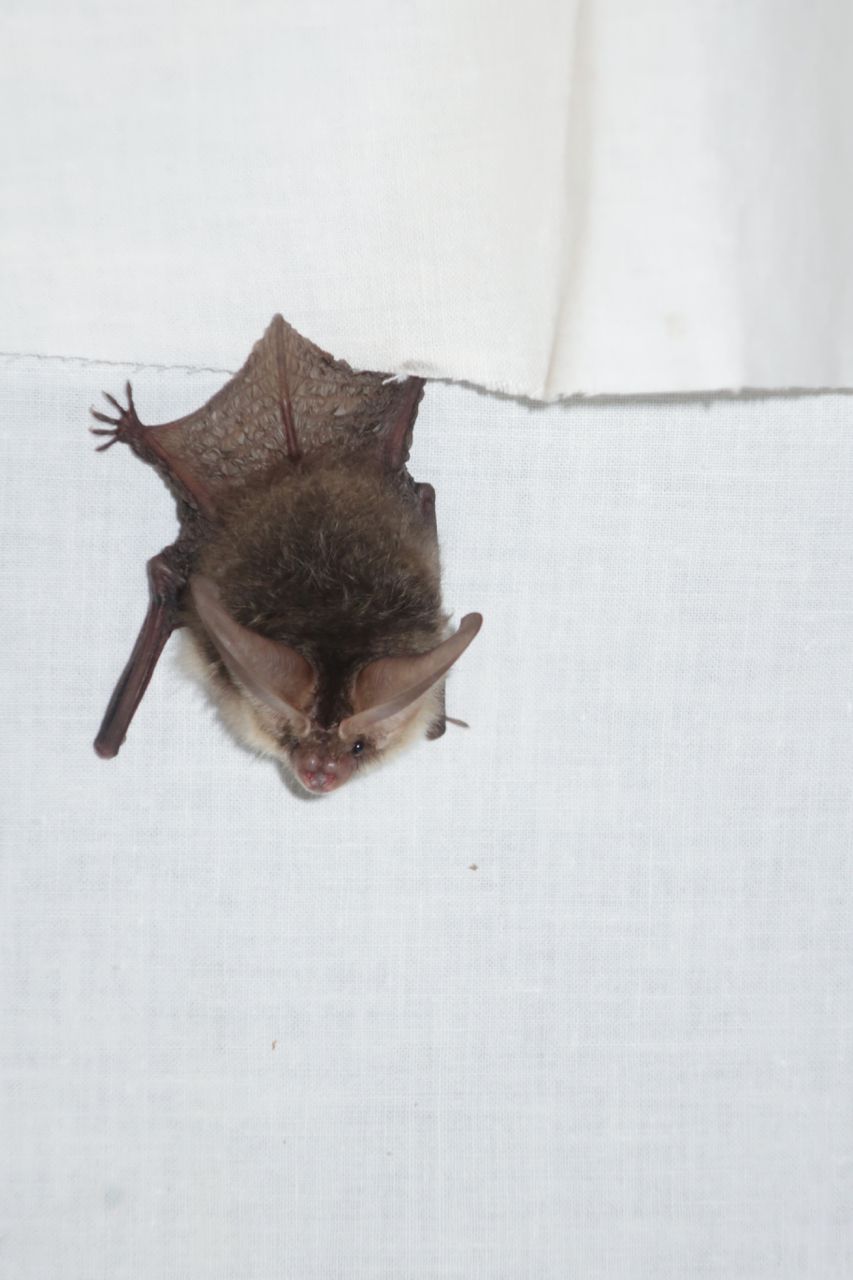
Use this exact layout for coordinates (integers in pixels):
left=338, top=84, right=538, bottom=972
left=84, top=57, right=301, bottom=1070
left=186, top=576, right=481, bottom=793
left=191, top=663, right=444, bottom=794
left=286, top=711, right=436, bottom=794
left=181, top=624, right=445, bottom=794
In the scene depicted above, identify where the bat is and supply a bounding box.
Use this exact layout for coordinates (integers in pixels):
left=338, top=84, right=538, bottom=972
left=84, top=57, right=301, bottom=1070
left=90, top=315, right=482, bottom=793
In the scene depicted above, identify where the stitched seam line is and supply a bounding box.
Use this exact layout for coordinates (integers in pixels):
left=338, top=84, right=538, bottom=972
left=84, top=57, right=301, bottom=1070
left=0, top=350, right=232, bottom=375
left=0, top=349, right=850, bottom=403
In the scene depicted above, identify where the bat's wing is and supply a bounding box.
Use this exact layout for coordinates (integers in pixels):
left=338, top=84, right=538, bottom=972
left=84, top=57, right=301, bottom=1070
left=93, top=550, right=183, bottom=758
left=91, top=316, right=425, bottom=757
left=91, top=315, right=425, bottom=517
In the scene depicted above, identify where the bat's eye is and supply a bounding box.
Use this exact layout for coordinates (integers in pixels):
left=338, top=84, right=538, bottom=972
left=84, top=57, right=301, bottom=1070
left=351, top=738, right=366, bottom=756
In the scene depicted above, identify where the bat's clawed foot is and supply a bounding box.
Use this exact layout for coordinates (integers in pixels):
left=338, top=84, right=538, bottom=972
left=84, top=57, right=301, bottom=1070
left=89, top=381, right=143, bottom=451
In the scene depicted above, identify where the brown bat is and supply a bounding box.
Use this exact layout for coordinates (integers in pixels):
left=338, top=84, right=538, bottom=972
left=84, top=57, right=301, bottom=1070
left=90, top=315, right=482, bottom=793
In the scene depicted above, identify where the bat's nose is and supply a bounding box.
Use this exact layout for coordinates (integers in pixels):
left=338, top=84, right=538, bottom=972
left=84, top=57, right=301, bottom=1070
left=294, top=743, right=357, bottom=793
left=299, top=755, right=341, bottom=793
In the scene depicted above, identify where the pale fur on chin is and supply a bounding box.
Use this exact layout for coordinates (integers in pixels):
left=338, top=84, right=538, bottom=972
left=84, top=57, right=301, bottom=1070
left=177, top=629, right=444, bottom=783
left=177, top=630, right=285, bottom=761
left=357, top=684, right=444, bottom=771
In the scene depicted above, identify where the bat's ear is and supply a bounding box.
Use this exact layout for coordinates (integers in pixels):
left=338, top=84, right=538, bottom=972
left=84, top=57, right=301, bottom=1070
left=190, top=576, right=314, bottom=738
left=339, top=613, right=482, bottom=738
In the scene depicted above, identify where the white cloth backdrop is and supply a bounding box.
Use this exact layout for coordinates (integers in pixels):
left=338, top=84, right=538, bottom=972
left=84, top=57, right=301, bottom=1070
left=1, top=358, right=851, bottom=1278
left=2, top=0, right=853, bottom=396
left=2, top=1, right=853, bottom=1276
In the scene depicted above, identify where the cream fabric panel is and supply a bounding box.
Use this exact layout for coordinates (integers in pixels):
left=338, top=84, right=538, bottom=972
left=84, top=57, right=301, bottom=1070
left=3, top=1, right=853, bottom=396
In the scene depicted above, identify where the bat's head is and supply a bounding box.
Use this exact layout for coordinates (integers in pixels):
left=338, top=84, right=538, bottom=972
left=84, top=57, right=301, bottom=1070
left=188, top=576, right=481, bottom=793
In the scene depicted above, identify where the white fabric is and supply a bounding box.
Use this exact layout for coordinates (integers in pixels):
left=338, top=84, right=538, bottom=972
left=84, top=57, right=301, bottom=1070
left=2, top=356, right=851, bottom=1276
left=2, top=1, right=853, bottom=397
left=3, top=3, right=852, bottom=1271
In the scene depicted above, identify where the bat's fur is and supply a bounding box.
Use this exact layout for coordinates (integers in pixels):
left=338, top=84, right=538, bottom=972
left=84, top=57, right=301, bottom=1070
left=191, top=455, right=445, bottom=722
left=182, top=453, right=448, bottom=783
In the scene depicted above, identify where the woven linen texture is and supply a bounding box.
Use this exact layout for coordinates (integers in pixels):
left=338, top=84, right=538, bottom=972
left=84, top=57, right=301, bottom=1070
left=1, top=358, right=851, bottom=1278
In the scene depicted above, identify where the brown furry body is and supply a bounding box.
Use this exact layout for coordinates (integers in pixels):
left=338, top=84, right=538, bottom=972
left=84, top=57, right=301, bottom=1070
left=190, top=451, right=445, bottom=732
